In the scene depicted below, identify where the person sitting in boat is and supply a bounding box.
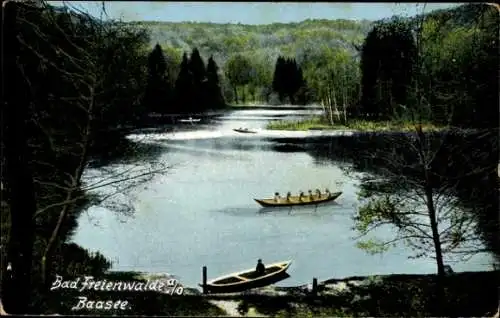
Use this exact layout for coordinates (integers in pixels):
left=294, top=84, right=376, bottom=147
left=325, top=189, right=331, bottom=197
left=315, top=189, right=322, bottom=198
left=298, top=191, right=304, bottom=201
left=274, top=192, right=280, bottom=202
left=286, top=192, right=291, bottom=202
left=308, top=190, right=314, bottom=201
left=256, top=259, right=265, bottom=276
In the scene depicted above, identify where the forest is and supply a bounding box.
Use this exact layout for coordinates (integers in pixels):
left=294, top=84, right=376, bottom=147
left=134, top=4, right=498, bottom=130
left=134, top=17, right=371, bottom=109
left=1, top=1, right=498, bottom=315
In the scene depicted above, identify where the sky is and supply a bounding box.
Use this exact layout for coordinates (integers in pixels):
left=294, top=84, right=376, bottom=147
left=49, top=2, right=464, bottom=24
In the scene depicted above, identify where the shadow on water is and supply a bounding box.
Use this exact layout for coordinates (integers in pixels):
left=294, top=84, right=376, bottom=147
left=270, top=143, right=307, bottom=153
left=257, top=201, right=341, bottom=215
left=214, top=206, right=263, bottom=217
left=215, top=202, right=342, bottom=218
left=89, top=136, right=169, bottom=168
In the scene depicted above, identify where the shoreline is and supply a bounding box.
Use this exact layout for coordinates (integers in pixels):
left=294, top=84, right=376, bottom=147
left=137, top=270, right=498, bottom=317
left=265, top=116, right=446, bottom=133
left=2, top=269, right=497, bottom=316
left=137, top=269, right=497, bottom=296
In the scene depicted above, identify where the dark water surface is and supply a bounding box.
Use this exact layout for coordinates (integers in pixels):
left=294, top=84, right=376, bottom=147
left=73, top=109, right=493, bottom=287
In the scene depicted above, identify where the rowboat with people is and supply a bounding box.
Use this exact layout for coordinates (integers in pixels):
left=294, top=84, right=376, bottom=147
left=233, top=127, right=257, bottom=134
left=200, top=260, right=292, bottom=294
left=254, top=189, right=342, bottom=207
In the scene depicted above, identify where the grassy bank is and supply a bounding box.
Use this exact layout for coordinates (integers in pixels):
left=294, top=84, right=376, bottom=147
left=267, top=116, right=444, bottom=132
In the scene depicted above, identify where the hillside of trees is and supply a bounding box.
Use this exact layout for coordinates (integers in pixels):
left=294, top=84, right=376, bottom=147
left=132, top=4, right=498, bottom=124
left=132, top=19, right=373, bottom=106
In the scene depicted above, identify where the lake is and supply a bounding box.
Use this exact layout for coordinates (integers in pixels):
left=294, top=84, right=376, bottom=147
left=72, top=109, right=493, bottom=288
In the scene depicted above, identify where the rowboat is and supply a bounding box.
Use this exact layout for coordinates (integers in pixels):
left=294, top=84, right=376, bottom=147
left=179, top=117, right=201, bottom=123
left=233, top=128, right=257, bottom=134
left=200, top=260, right=292, bottom=294
left=254, top=191, right=342, bottom=207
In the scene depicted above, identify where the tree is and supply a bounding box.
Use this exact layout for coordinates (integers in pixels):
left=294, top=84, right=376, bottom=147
left=225, top=54, right=252, bottom=104
left=1, top=2, right=168, bottom=313
left=272, top=56, right=286, bottom=102
left=162, top=46, right=182, bottom=86
left=359, top=18, right=417, bottom=119
left=2, top=1, right=38, bottom=313
left=417, top=4, right=499, bottom=128
left=144, top=43, right=172, bottom=113
left=188, top=48, right=207, bottom=112
left=246, top=56, right=273, bottom=103
left=271, top=56, right=307, bottom=105
left=301, top=47, right=359, bottom=124
left=352, top=4, right=498, bottom=314
left=205, top=56, right=225, bottom=108
left=174, top=52, right=193, bottom=111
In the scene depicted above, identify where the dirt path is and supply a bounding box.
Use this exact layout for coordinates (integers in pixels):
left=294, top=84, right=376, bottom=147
left=208, top=300, right=265, bottom=317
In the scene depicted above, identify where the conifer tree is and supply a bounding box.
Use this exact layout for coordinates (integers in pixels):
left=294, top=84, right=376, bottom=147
left=174, top=52, right=193, bottom=112
left=206, top=56, right=225, bottom=108
left=188, top=48, right=207, bottom=111
left=144, top=43, right=172, bottom=113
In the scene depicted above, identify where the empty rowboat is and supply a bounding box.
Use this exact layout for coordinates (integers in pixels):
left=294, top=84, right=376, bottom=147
left=254, top=192, right=342, bottom=207
left=200, top=260, right=292, bottom=294
left=233, top=128, right=257, bottom=134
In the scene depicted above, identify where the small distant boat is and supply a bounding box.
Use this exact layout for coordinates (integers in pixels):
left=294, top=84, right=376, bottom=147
left=179, top=117, right=201, bottom=123
left=200, top=260, right=292, bottom=294
left=255, top=191, right=342, bottom=207
left=233, top=128, right=257, bottom=134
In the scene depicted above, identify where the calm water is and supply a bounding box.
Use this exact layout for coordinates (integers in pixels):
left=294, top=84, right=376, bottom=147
left=73, top=109, right=493, bottom=287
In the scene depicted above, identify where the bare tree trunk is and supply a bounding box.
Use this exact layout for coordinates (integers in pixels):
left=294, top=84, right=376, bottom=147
left=416, top=126, right=446, bottom=315
left=321, top=98, right=328, bottom=122
left=343, top=78, right=349, bottom=124
left=329, top=73, right=341, bottom=123
left=332, top=87, right=341, bottom=122
left=342, top=91, right=347, bottom=125
left=326, top=94, right=334, bottom=125
left=233, top=85, right=238, bottom=104
left=412, top=4, right=446, bottom=278
left=1, top=1, right=37, bottom=313
left=425, top=176, right=446, bottom=315
left=321, top=97, right=330, bottom=123
left=424, top=181, right=446, bottom=277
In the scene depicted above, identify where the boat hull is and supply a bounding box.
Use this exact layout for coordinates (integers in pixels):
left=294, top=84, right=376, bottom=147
left=233, top=129, right=256, bottom=134
left=201, top=260, right=292, bottom=294
left=254, top=192, right=342, bottom=207
left=205, top=271, right=290, bottom=294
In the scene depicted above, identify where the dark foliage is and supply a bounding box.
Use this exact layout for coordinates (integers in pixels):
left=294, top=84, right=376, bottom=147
left=171, top=49, right=225, bottom=112
left=272, top=56, right=308, bottom=104
left=359, top=4, right=498, bottom=128
left=143, top=43, right=173, bottom=113
left=360, top=18, right=417, bottom=118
